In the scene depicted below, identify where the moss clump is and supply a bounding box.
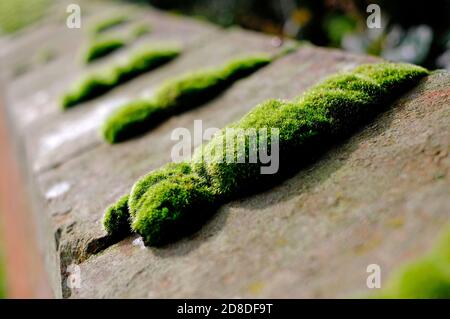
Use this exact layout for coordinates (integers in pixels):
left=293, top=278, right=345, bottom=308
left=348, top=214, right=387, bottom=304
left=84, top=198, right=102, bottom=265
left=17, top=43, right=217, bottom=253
left=61, top=46, right=180, bottom=109
left=90, top=15, right=128, bottom=35
left=102, top=62, right=428, bottom=246
left=83, top=24, right=152, bottom=64
left=130, top=163, right=216, bottom=245
left=102, top=194, right=131, bottom=238
left=84, top=37, right=126, bottom=63
left=192, top=63, right=428, bottom=197
left=101, top=54, right=272, bottom=143
left=376, top=225, right=450, bottom=299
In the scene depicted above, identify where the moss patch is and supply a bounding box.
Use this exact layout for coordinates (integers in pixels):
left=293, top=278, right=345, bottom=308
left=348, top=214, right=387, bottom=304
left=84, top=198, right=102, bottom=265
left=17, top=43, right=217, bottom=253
left=375, top=225, right=450, bottom=299
left=90, top=15, right=128, bottom=35
left=83, top=24, right=152, bottom=64
left=84, top=37, right=126, bottom=63
left=101, top=54, right=272, bottom=143
left=61, top=45, right=180, bottom=109
left=103, top=62, right=428, bottom=246
left=102, top=194, right=131, bottom=238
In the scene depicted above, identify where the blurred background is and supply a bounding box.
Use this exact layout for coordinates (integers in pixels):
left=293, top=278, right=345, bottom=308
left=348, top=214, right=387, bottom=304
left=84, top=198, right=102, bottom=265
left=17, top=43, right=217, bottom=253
left=140, top=0, right=450, bottom=70
left=1, top=0, right=449, bottom=70
left=0, top=0, right=449, bottom=298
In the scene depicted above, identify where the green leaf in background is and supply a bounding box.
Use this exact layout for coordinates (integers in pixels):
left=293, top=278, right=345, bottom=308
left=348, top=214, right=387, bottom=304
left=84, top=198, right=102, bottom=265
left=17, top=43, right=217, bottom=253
left=323, top=14, right=357, bottom=47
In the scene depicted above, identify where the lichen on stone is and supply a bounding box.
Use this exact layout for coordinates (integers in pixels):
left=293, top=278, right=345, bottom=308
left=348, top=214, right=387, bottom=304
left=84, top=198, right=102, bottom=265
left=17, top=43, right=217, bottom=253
left=101, top=54, right=272, bottom=143
left=61, top=45, right=181, bottom=109
left=84, top=37, right=126, bottom=63
left=375, top=225, right=450, bottom=298
left=102, top=62, right=429, bottom=246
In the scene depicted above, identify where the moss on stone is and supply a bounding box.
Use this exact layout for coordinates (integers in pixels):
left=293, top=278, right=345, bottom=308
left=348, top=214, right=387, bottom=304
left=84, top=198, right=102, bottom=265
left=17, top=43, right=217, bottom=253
left=128, top=162, right=193, bottom=218
left=130, top=163, right=216, bottom=245
left=101, top=54, right=272, bottom=143
left=84, top=37, right=126, bottom=63
left=102, top=62, right=429, bottom=246
left=102, top=194, right=131, bottom=238
left=376, top=225, right=450, bottom=299
left=90, top=15, right=128, bottom=35
left=61, top=46, right=180, bottom=109
left=192, top=63, right=428, bottom=197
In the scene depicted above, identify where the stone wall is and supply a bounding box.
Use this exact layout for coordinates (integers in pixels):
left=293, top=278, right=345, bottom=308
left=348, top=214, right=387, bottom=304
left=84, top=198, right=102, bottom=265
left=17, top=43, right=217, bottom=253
left=1, top=1, right=449, bottom=298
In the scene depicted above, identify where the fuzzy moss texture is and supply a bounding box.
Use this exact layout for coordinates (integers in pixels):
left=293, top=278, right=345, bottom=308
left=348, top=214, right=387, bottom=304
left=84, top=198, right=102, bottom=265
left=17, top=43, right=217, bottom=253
left=103, top=62, right=428, bottom=247
left=101, top=54, right=272, bottom=143
left=84, top=37, right=126, bottom=63
left=375, top=225, right=450, bottom=298
left=83, top=23, right=152, bottom=64
left=61, top=46, right=180, bottom=109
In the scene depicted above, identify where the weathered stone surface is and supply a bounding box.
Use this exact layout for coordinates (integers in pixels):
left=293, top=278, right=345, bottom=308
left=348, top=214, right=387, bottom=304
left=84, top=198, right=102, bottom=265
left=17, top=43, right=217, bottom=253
left=34, top=46, right=379, bottom=297
left=2, top=1, right=449, bottom=299
left=69, top=71, right=450, bottom=298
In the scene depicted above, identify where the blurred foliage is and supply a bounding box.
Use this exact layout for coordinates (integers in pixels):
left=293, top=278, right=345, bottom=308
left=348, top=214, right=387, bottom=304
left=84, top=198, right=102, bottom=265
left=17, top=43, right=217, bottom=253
left=0, top=0, right=50, bottom=35
left=136, top=0, right=450, bottom=69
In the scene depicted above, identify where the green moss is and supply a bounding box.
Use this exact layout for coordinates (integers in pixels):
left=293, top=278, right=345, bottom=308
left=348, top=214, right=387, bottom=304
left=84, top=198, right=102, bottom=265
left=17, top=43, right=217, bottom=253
left=129, top=162, right=193, bottom=218
left=132, top=24, right=151, bottom=39
left=376, top=225, right=450, bottom=299
left=90, top=15, right=128, bottom=35
left=102, top=62, right=428, bottom=246
left=0, top=0, right=49, bottom=34
left=84, top=37, right=126, bottom=63
left=102, top=194, right=131, bottom=238
left=192, top=63, right=428, bottom=197
left=61, top=45, right=180, bottom=109
left=101, top=54, right=272, bottom=143
left=83, top=24, right=152, bottom=64
left=130, top=163, right=215, bottom=245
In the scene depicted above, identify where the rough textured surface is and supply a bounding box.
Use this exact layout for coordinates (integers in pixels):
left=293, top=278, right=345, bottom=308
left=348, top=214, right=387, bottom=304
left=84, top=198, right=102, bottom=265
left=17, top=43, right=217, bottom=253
left=1, top=1, right=449, bottom=298
left=66, top=71, right=449, bottom=298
